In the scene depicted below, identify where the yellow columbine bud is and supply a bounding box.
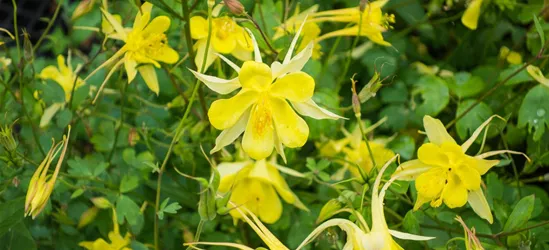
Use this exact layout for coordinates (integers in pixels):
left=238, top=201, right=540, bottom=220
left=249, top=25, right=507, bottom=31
left=223, top=0, right=245, bottom=15
left=0, top=122, right=17, bottom=152
left=91, top=197, right=112, bottom=209
left=24, top=126, right=71, bottom=219
left=72, top=0, right=97, bottom=20
left=78, top=207, right=99, bottom=229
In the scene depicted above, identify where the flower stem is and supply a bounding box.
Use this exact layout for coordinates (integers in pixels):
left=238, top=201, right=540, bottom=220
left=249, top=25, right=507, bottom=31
left=33, top=0, right=64, bottom=53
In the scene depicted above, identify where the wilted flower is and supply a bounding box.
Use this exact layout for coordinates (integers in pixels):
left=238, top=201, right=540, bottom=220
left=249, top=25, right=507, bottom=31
left=190, top=8, right=253, bottom=70
left=79, top=208, right=131, bottom=250
left=298, top=155, right=434, bottom=250
left=461, top=0, right=485, bottom=30
left=86, top=2, right=179, bottom=97
left=218, top=157, right=307, bottom=224
left=191, top=21, right=344, bottom=160
left=39, top=53, right=85, bottom=101
left=25, top=126, right=71, bottom=219
left=393, top=115, right=529, bottom=223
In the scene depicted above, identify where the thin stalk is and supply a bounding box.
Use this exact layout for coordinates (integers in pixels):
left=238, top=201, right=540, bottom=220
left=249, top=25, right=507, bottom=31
left=107, top=81, right=127, bottom=163
left=335, top=10, right=363, bottom=90
left=33, top=0, right=64, bottom=52
left=245, top=13, right=278, bottom=59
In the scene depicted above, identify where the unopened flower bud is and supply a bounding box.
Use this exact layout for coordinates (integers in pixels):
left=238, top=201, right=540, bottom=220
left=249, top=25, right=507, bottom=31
left=0, top=123, right=17, bottom=152
left=352, top=93, right=361, bottom=117
left=72, top=0, right=96, bottom=20
left=359, top=0, right=369, bottom=12
left=208, top=0, right=216, bottom=9
left=223, top=0, right=245, bottom=15
left=78, top=207, right=99, bottom=228
left=91, top=197, right=112, bottom=209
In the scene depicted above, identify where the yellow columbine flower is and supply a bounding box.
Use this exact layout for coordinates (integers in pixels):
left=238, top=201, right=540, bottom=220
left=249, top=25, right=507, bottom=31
left=190, top=8, right=253, bottom=70
left=86, top=2, right=179, bottom=97
left=461, top=0, right=485, bottom=30
left=499, top=46, right=522, bottom=65
left=298, top=155, right=434, bottom=250
left=191, top=21, right=344, bottom=160
left=39, top=54, right=85, bottom=101
left=218, top=158, right=306, bottom=224
left=310, top=0, right=395, bottom=46
left=25, top=127, right=71, bottom=219
left=393, top=115, right=529, bottom=223
left=79, top=208, right=131, bottom=250
left=274, top=5, right=323, bottom=59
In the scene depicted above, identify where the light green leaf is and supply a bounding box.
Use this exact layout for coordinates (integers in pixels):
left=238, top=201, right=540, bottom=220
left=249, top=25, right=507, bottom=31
left=503, top=195, right=535, bottom=232
left=412, top=75, right=450, bottom=117
left=446, top=72, right=485, bottom=98
left=120, top=175, right=139, bottom=193
left=518, top=85, right=549, bottom=141
left=534, top=14, right=545, bottom=45
left=455, top=100, right=493, bottom=141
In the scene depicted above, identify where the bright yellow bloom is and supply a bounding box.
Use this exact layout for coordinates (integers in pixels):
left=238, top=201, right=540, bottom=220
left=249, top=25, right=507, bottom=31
left=461, top=0, right=484, bottom=30
left=86, top=2, right=179, bottom=97
left=79, top=208, right=131, bottom=250
left=39, top=54, right=85, bottom=101
left=393, top=115, right=529, bottom=223
left=25, top=127, right=71, bottom=219
left=310, top=0, right=395, bottom=46
left=274, top=5, right=323, bottom=59
left=191, top=21, right=344, bottom=160
left=218, top=158, right=306, bottom=224
left=190, top=11, right=253, bottom=70
left=499, top=46, right=522, bottom=65
left=298, top=155, right=434, bottom=250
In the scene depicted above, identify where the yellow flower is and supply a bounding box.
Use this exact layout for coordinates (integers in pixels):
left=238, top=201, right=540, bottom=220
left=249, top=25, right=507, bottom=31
left=0, top=56, right=12, bottom=70
left=79, top=208, right=131, bottom=250
left=274, top=5, right=323, bottom=59
left=39, top=54, right=85, bottom=101
left=86, top=2, right=179, bottom=97
left=499, top=46, right=522, bottom=65
left=298, top=155, right=434, bottom=250
left=218, top=158, right=306, bottom=224
left=191, top=21, right=344, bottom=160
left=310, top=0, right=395, bottom=46
left=25, top=126, right=71, bottom=219
left=190, top=11, right=253, bottom=70
left=393, top=115, right=529, bottom=223
left=461, top=0, right=485, bottom=30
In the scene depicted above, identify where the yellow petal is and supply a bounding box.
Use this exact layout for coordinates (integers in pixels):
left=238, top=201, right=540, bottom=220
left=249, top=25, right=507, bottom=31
left=39, top=66, right=60, bottom=80
left=212, top=35, right=237, bottom=54
left=229, top=179, right=282, bottom=224
left=249, top=160, right=296, bottom=204
left=239, top=61, right=272, bottom=91
left=143, top=16, right=171, bottom=34
left=101, top=8, right=127, bottom=40
left=270, top=97, right=309, bottom=148
left=415, top=167, right=446, bottom=199
left=423, top=115, right=456, bottom=146
left=257, top=182, right=283, bottom=223
left=413, top=194, right=432, bottom=211
left=194, top=39, right=217, bottom=71
left=417, top=143, right=449, bottom=167
left=190, top=16, right=208, bottom=40
left=211, top=109, right=250, bottom=154
left=138, top=65, right=159, bottom=95
left=468, top=188, right=493, bottom=223
left=270, top=72, right=315, bottom=102
left=392, top=159, right=432, bottom=181
left=442, top=174, right=468, bottom=208
left=461, top=0, right=483, bottom=30
left=149, top=46, right=179, bottom=64
left=242, top=101, right=275, bottom=160
left=236, top=28, right=254, bottom=51
left=218, top=161, right=251, bottom=192
left=208, top=90, right=258, bottom=130
left=454, top=166, right=481, bottom=190
left=231, top=45, right=253, bottom=62
left=124, top=57, right=137, bottom=83
left=471, top=157, right=499, bottom=175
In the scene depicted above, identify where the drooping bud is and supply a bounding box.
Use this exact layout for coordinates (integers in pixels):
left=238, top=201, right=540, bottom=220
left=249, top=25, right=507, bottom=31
left=223, top=0, right=245, bottom=15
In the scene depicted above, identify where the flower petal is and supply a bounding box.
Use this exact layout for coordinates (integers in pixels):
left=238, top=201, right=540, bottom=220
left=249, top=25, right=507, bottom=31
left=218, top=161, right=252, bottom=192
left=454, top=166, right=481, bottom=190
left=527, top=65, right=549, bottom=87
left=417, top=143, right=449, bottom=167
left=392, top=160, right=432, bottom=181
left=143, top=16, right=171, bottom=34
left=471, top=157, right=499, bottom=175
left=194, top=39, right=217, bottom=71
left=244, top=28, right=262, bottom=63
left=423, top=115, right=456, bottom=146
left=236, top=28, right=254, bottom=51
left=442, top=174, right=468, bottom=208
left=461, top=115, right=504, bottom=153
left=271, top=97, right=309, bottom=148
left=282, top=16, right=307, bottom=65
left=189, top=68, right=241, bottom=94
left=239, top=61, right=272, bottom=91
left=138, top=65, right=159, bottom=95
left=208, top=90, right=258, bottom=130
left=231, top=45, right=253, bottom=63
left=190, top=16, right=208, bottom=39
left=461, top=0, right=483, bottom=30
left=415, top=167, right=446, bottom=199
left=291, top=99, right=345, bottom=120
left=149, top=46, right=179, bottom=64
left=39, top=66, right=61, bottom=80
left=242, top=102, right=275, bottom=160
left=389, top=230, right=435, bottom=241
left=249, top=160, right=296, bottom=204
left=271, top=42, right=314, bottom=79
left=257, top=182, right=283, bottom=224
left=133, top=2, right=153, bottom=30
left=212, top=35, right=237, bottom=54
left=100, top=8, right=127, bottom=40
left=468, top=188, right=494, bottom=224
left=210, top=108, right=251, bottom=154
left=270, top=72, right=314, bottom=102
left=217, top=53, right=241, bottom=72
left=124, top=56, right=137, bottom=83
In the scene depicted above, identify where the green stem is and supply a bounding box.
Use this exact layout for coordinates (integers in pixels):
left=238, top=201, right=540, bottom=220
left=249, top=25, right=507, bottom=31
left=33, top=0, right=64, bottom=52
left=107, top=81, right=127, bottom=163
left=336, top=13, right=363, bottom=89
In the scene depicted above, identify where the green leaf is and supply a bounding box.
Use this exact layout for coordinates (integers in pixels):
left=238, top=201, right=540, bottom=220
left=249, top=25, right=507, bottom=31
left=116, top=195, right=143, bottom=229
left=0, top=222, right=36, bottom=250
left=403, top=210, right=420, bottom=235
left=387, top=135, right=415, bottom=160
left=120, top=175, right=139, bottom=193
left=503, top=194, right=535, bottom=232
left=412, top=75, right=450, bottom=117
left=446, top=72, right=486, bottom=98
left=500, top=65, right=532, bottom=86
left=0, top=197, right=25, bottom=238
left=70, top=189, right=85, bottom=199
left=534, top=14, right=545, bottom=46
left=157, top=198, right=182, bottom=220
left=455, top=100, right=493, bottom=141
left=518, top=85, right=549, bottom=141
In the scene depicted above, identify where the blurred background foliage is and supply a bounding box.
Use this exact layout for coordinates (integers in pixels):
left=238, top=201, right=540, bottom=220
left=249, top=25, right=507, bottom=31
left=1, top=0, right=549, bottom=249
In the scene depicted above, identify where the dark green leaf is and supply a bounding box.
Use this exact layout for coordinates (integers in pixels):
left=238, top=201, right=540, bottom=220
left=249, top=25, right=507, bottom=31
left=503, top=194, right=535, bottom=232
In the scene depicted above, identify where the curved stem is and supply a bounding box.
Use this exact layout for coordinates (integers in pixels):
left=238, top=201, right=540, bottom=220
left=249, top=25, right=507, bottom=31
left=33, top=0, right=64, bottom=52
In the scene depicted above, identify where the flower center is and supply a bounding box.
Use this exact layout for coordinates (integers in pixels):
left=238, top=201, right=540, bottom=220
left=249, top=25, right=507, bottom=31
left=214, top=17, right=236, bottom=40
left=251, top=95, right=273, bottom=137
left=126, top=31, right=168, bottom=57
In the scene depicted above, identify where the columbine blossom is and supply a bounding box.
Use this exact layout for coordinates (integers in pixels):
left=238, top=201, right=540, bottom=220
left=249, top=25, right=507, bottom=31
left=86, top=2, right=179, bottom=97
left=218, top=157, right=307, bottom=224
left=39, top=53, right=85, bottom=101
left=190, top=6, right=253, bottom=70
left=461, top=0, right=484, bottom=30
left=393, top=115, right=528, bottom=223
left=191, top=20, right=344, bottom=161
left=79, top=208, right=131, bottom=250
left=297, top=155, right=434, bottom=250
left=25, top=127, right=71, bottom=219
